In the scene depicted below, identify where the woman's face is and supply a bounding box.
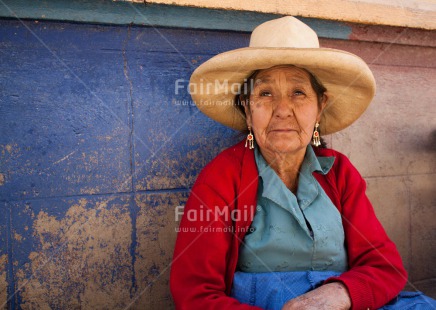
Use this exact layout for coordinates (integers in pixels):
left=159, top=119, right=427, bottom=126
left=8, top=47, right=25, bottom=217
left=244, top=66, right=327, bottom=155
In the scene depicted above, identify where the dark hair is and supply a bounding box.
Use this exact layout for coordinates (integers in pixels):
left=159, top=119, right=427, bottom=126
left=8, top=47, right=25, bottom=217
left=234, top=66, right=328, bottom=148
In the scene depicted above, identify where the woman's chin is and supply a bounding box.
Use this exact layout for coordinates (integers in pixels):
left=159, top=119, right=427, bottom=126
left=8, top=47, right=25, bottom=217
left=263, top=140, right=308, bottom=155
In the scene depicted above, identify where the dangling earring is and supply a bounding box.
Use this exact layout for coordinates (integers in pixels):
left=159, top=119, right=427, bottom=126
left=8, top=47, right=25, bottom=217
left=312, top=122, right=321, bottom=147
left=245, top=127, right=254, bottom=149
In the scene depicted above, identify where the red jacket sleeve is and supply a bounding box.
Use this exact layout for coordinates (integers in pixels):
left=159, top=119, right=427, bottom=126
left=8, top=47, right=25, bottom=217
left=170, top=154, right=261, bottom=310
left=324, top=153, right=407, bottom=310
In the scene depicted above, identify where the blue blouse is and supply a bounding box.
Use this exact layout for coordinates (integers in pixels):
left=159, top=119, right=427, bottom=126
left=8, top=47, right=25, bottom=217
left=237, top=145, right=348, bottom=273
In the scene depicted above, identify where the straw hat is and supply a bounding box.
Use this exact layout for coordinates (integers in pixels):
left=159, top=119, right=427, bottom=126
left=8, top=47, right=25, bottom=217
left=189, top=16, right=376, bottom=135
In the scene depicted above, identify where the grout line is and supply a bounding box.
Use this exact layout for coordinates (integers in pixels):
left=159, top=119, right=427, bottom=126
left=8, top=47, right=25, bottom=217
left=123, top=24, right=136, bottom=193
left=363, top=172, right=436, bottom=180
left=122, top=26, right=140, bottom=299
left=365, top=63, right=436, bottom=70
left=3, top=188, right=191, bottom=204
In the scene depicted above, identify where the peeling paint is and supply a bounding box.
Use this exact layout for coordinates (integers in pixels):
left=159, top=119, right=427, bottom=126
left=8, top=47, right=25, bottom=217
left=0, top=254, right=7, bottom=309
left=131, top=192, right=188, bottom=309
left=136, top=137, right=234, bottom=191
left=0, top=174, right=4, bottom=186
left=1, top=144, right=19, bottom=158
left=17, top=198, right=134, bottom=309
left=13, top=233, right=22, bottom=242
left=79, top=186, right=101, bottom=195
left=5, top=145, right=13, bottom=154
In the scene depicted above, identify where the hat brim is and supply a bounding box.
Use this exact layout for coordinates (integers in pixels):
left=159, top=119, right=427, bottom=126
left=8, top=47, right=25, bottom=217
left=189, top=47, right=376, bottom=135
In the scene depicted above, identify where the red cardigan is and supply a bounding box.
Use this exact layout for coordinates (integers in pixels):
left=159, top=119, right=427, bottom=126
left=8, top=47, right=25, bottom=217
left=170, top=140, right=407, bottom=310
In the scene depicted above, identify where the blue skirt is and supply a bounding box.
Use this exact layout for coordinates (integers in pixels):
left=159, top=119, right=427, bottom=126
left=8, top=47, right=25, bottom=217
left=230, top=271, right=436, bottom=310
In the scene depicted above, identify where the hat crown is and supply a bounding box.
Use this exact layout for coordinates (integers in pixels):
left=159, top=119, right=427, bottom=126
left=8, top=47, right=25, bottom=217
left=249, top=16, right=320, bottom=48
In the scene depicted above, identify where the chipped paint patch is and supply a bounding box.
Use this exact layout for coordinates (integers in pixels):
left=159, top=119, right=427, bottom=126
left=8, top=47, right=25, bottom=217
left=13, top=233, right=22, bottom=242
left=0, top=174, right=4, bottom=186
left=136, top=136, right=235, bottom=191
left=16, top=197, right=134, bottom=309
left=130, top=192, right=188, bottom=309
left=79, top=186, right=101, bottom=195
left=1, top=144, right=19, bottom=158
left=0, top=254, right=7, bottom=308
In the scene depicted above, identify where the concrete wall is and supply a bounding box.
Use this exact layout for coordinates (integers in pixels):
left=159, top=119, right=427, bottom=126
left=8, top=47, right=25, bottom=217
left=0, top=4, right=435, bottom=309
left=137, top=0, right=436, bottom=29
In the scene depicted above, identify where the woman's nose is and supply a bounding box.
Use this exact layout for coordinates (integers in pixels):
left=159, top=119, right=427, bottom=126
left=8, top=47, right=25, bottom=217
left=273, top=95, right=293, bottom=118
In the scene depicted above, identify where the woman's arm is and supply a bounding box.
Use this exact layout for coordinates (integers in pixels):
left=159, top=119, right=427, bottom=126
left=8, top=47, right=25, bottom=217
left=282, top=282, right=351, bottom=310
left=170, top=181, right=261, bottom=310
left=323, top=153, right=408, bottom=310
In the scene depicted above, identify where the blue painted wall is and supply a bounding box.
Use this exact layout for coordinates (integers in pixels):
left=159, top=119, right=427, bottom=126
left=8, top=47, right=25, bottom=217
left=0, top=19, right=244, bottom=308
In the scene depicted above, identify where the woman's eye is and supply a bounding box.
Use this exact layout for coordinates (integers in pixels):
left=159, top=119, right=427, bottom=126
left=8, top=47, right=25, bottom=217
left=260, top=91, right=272, bottom=97
left=294, top=90, right=305, bottom=96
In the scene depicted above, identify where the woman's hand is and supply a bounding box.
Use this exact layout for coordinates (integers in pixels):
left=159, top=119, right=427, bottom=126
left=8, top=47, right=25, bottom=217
left=281, top=282, right=351, bottom=310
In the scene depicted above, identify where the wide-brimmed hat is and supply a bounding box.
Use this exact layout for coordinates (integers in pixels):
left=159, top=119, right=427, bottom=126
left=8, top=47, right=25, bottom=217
left=189, top=16, right=376, bottom=135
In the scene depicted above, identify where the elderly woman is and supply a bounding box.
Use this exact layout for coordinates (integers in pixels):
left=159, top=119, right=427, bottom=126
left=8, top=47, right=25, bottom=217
left=170, top=17, right=435, bottom=310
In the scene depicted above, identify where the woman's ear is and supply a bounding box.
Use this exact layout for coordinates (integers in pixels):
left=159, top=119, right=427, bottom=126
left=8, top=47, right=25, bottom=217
left=317, top=93, right=328, bottom=121
left=243, top=98, right=252, bottom=127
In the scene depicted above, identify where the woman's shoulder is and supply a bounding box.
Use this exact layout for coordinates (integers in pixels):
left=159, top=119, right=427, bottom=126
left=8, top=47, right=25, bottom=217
left=313, top=146, right=362, bottom=180
left=207, top=139, right=247, bottom=168
left=314, top=146, right=344, bottom=158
